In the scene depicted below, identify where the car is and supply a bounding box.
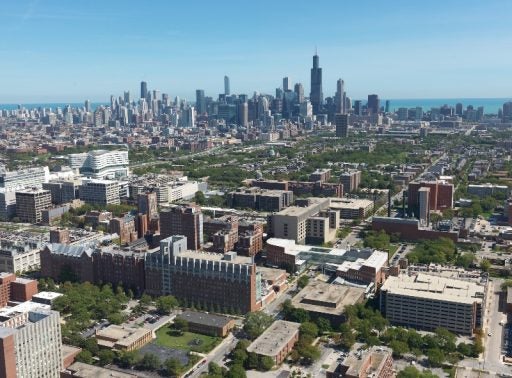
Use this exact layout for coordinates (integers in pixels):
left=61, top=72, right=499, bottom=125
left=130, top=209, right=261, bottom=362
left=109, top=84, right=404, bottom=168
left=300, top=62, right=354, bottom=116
left=488, top=332, right=493, bottom=336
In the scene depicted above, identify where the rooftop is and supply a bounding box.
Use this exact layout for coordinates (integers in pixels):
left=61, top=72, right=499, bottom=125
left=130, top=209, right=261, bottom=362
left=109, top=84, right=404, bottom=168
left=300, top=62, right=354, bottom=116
left=329, top=198, right=373, bottom=210
left=291, top=280, right=365, bottom=316
left=178, top=310, right=233, bottom=328
left=96, top=325, right=152, bottom=349
left=246, top=320, right=300, bottom=357
left=63, top=362, right=138, bottom=378
left=381, top=273, right=486, bottom=305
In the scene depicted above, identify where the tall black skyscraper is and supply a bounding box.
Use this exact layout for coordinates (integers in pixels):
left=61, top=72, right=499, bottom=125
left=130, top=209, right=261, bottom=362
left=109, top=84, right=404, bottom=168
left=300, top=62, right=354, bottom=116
left=310, top=53, right=323, bottom=115
left=140, top=81, right=148, bottom=99
left=335, top=79, right=345, bottom=114
left=368, top=94, right=380, bottom=115
left=196, top=90, right=206, bottom=114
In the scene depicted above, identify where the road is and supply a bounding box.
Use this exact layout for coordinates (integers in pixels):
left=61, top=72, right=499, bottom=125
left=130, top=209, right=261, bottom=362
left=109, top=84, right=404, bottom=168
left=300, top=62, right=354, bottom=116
left=189, top=333, right=239, bottom=377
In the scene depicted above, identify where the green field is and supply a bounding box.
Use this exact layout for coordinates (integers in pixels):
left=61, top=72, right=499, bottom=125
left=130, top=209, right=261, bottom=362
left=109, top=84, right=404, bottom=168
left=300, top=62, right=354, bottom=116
left=155, top=326, right=220, bottom=353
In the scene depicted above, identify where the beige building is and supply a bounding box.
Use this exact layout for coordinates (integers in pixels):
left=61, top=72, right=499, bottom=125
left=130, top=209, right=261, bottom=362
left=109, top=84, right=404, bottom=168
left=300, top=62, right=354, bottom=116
left=326, top=346, right=394, bottom=378
left=15, top=188, right=52, bottom=223
left=95, top=325, right=152, bottom=351
left=329, top=198, right=374, bottom=219
left=380, top=273, right=486, bottom=335
left=246, top=320, right=300, bottom=364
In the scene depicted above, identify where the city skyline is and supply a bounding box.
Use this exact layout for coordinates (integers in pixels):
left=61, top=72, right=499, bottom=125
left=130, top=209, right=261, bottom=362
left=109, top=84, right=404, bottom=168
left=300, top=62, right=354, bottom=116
left=1, top=0, right=511, bottom=102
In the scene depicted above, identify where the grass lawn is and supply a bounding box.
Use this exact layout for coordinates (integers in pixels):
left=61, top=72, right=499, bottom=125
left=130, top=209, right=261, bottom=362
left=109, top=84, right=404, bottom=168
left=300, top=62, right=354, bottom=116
left=388, top=244, right=400, bottom=257
left=155, top=326, right=221, bottom=354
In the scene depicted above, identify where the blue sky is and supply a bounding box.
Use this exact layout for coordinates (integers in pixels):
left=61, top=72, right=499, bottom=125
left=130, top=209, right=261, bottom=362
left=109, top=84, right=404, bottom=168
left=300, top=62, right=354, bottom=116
left=1, top=0, right=511, bottom=102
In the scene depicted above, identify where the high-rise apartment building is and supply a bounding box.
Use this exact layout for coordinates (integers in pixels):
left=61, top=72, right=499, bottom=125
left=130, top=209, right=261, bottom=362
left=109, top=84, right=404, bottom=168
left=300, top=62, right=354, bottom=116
left=282, top=77, right=290, bottom=92
left=310, top=53, right=323, bottom=115
left=137, top=192, right=158, bottom=219
left=407, top=180, right=453, bottom=217
left=160, top=205, right=203, bottom=250
left=15, top=188, right=52, bottom=223
left=0, top=305, right=63, bottom=378
left=145, top=236, right=259, bottom=313
left=79, top=180, right=120, bottom=206
left=339, top=170, right=362, bottom=193
left=294, top=83, right=304, bottom=104
left=335, top=113, right=349, bottom=138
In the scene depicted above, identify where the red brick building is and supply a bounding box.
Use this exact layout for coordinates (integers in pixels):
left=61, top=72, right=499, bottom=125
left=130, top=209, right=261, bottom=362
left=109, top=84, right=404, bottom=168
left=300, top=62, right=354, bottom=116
left=0, top=273, right=38, bottom=307
left=372, top=216, right=458, bottom=242
left=160, top=205, right=203, bottom=250
left=408, top=180, right=454, bottom=216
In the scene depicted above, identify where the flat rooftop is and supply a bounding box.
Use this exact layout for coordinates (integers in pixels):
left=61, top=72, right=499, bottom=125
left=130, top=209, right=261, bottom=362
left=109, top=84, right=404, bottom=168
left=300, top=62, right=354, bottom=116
left=382, top=273, right=485, bottom=305
left=329, top=198, right=373, bottom=210
left=96, top=325, right=152, bottom=348
left=175, top=250, right=253, bottom=265
left=178, top=310, right=233, bottom=328
left=291, top=280, right=365, bottom=316
left=32, top=291, right=63, bottom=301
left=64, top=362, right=137, bottom=378
left=246, top=320, right=300, bottom=357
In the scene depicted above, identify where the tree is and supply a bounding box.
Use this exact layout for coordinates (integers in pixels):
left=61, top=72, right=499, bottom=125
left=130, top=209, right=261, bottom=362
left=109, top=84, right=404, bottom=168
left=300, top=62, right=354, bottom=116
left=138, top=353, right=161, bottom=371
left=226, top=364, right=247, bottom=378
left=117, top=351, right=138, bottom=368
left=389, top=340, right=409, bottom=358
left=427, top=348, right=444, bottom=367
left=259, top=356, right=275, bottom=371
left=164, top=358, right=182, bottom=377
left=297, top=275, right=309, bottom=289
left=98, top=349, right=115, bottom=366
left=173, top=318, right=189, bottom=334
left=208, top=362, right=225, bottom=376
left=315, top=317, right=332, bottom=333
left=194, top=191, right=206, bottom=205
left=139, top=294, right=152, bottom=308
left=243, top=312, right=274, bottom=339
left=156, top=295, right=179, bottom=315
left=480, top=259, right=491, bottom=272
left=75, top=350, right=94, bottom=364
left=300, top=322, right=319, bottom=338
left=232, top=348, right=248, bottom=365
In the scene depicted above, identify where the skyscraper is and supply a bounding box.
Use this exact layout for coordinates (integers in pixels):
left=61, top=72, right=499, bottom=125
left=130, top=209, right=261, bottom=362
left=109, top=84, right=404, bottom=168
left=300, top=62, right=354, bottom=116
left=455, top=103, right=463, bottom=116
left=385, top=100, right=390, bottom=113
left=140, top=81, right=148, bottom=99
left=238, top=101, right=248, bottom=127
left=335, top=113, right=349, bottom=138
left=354, top=100, right=362, bottom=116
left=368, top=94, right=380, bottom=115
left=310, top=53, right=323, bottom=115
left=123, top=91, right=131, bottom=105
left=84, top=99, right=91, bottom=112
left=335, top=79, right=345, bottom=114
left=294, top=83, right=304, bottom=103
left=224, top=75, right=230, bottom=96
left=195, top=89, right=206, bottom=114
left=283, top=77, right=290, bottom=91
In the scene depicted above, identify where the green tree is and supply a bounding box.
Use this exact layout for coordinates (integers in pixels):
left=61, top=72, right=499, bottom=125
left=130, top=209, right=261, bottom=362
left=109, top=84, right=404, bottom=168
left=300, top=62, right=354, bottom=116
left=480, top=259, right=491, bottom=272
left=300, top=322, right=319, bottom=338
left=243, top=312, right=274, bottom=339
left=226, top=364, right=247, bottom=378
left=315, top=317, right=332, bottom=333
left=389, top=340, right=409, bottom=358
left=427, top=348, right=445, bottom=367
left=173, top=318, right=189, bottom=334
left=297, top=275, right=309, bottom=289
left=75, top=350, right=94, bottom=364
left=138, top=353, right=161, bottom=371
left=98, top=349, right=115, bottom=366
left=259, top=356, right=275, bottom=371
left=156, top=295, right=179, bottom=315
left=194, top=191, right=206, bottom=205
left=164, top=357, right=183, bottom=376
left=117, top=351, right=138, bottom=368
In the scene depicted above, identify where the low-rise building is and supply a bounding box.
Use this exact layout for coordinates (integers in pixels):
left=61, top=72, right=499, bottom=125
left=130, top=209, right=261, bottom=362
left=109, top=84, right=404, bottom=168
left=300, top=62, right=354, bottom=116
left=246, top=320, right=301, bottom=365
left=0, top=239, right=43, bottom=273
left=95, top=325, right=152, bottom=351
left=177, top=310, right=235, bottom=337
left=291, top=280, right=365, bottom=325
left=329, top=198, right=374, bottom=219
left=326, top=346, right=394, bottom=378
left=62, top=362, right=138, bottom=378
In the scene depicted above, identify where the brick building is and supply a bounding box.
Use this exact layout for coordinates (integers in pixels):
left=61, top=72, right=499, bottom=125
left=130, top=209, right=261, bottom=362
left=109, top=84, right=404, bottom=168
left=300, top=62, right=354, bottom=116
left=0, top=273, right=38, bottom=307
left=109, top=215, right=137, bottom=245
left=160, top=205, right=203, bottom=250
left=40, top=244, right=146, bottom=293
left=372, top=216, right=458, bottom=242
left=326, top=346, right=394, bottom=378
left=145, top=236, right=259, bottom=313
left=408, top=180, right=454, bottom=217
left=177, top=310, right=235, bottom=337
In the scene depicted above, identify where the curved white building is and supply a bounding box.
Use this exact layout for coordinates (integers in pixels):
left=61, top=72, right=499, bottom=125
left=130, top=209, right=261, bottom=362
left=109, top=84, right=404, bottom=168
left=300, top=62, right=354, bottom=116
left=69, top=150, right=129, bottom=179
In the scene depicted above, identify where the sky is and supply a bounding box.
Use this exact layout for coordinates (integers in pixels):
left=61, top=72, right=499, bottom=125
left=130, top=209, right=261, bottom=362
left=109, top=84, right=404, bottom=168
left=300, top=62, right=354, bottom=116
left=1, top=0, right=511, bottom=103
